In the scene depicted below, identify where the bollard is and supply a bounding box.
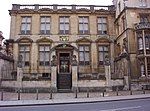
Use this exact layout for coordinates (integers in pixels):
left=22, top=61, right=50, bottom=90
left=87, top=88, right=89, bottom=98
left=1, top=90, right=3, bottom=101
left=116, top=86, right=119, bottom=96
left=36, top=89, right=39, bottom=100
left=49, top=89, right=52, bottom=99
left=142, top=87, right=145, bottom=94
left=75, top=88, right=78, bottom=98
left=102, top=91, right=105, bottom=97
left=130, top=89, right=132, bottom=95
left=17, top=89, right=20, bottom=100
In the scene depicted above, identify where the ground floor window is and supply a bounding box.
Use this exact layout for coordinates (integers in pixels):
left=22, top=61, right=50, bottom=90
left=98, top=46, right=109, bottom=65
left=79, top=45, right=90, bottom=65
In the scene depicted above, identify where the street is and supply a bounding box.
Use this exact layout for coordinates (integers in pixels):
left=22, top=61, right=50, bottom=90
left=0, top=98, right=150, bottom=111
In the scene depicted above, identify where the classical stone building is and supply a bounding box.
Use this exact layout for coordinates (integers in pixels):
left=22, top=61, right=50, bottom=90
left=1, top=0, right=150, bottom=92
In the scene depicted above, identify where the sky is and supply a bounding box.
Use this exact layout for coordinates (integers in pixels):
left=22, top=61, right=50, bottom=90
left=0, top=0, right=113, bottom=40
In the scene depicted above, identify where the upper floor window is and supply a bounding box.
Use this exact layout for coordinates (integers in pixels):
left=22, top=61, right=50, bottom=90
left=137, top=32, right=143, bottom=51
left=79, top=17, right=89, bottom=34
left=21, top=17, right=31, bottom=35
left=97, top=17, right=107, bottom=35
left=139, top=0, right=147, bottom=7
left=19, top=45, right=30, bottom=66
left=145, top=32, right=150, bottom=50
left=98, top=46, right=109, bottom=65
left=40, top=16, right=51, bottom=35
left=79, top=45, right=90, bottom=65
left=140, top=15, right=149, bottom=23
left=39, top=45, right=50, bottom=66
left=59, top=16, right=69, bottom=34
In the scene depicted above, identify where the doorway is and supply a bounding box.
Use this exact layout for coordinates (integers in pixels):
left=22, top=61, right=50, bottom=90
left=57, top=53, right=72, bottom=90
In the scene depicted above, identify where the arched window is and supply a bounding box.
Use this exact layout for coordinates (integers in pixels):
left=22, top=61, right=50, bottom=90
left=145, top=36, right=149, bottom=49
left=140, top=64, right=145, bottom=76
left=138, top=38, right=143, bottom=50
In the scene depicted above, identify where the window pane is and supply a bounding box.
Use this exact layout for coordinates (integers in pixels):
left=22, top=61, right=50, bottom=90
left=85, top=52, right=89, bottom=61
left=27, top=17, right=31, bottom=23
left=102, top=18, right=106, bottom=23
left=41, top=24, right=45, bottom=30
left=25, top=46, right=30, bottom=51
left=65, top=18, right=69, bottom=23
left=79, top=24, right=83, bottom=30
left=46, top=24, right=50, bottom=30
left=60, top=24, right=64, bottom=30
left=46, top=17, right=50, bottom=22
left=98, top=24, right=103, bottom=30
left=39, top=46, right=44, bottom=51
left=104, top=46, right=108, bottom=51
left=22, top=18, right=26, bottom=23
left=79, top=18, right=83, bottom=23
left=65, top=24, right=69, bottom=30
left=41, top=17, right=46, bottom=22
left=79, top=46, right=84, bottom=51
left=99, top=46, right=103, bottom=51
left=45, top=46, right=50, bottom=51
left=45, top=52, right=49, bottom=61
left=26, top=24, right=30, bottom=30
left=25, top=53, right=29, bottom=61
left=21, top=24, right=26, bottom=30
left=99, top=53, right=104, bottom=61
left=60, top=17, right=64, bottom=23
left=85, top=46, right=89, bottom=51
left=79, top=52, right=84, bottom=61
left=84, top=18, right=88, bottom=23
left=40, top=52, right=44, bottom=61
left=84, top=24, right=88, bottom=30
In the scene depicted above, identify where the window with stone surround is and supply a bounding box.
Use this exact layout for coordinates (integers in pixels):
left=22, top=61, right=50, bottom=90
left=21, top=16, right=31, bottom=35
left=98, top=46, right=109, bottom=65
left=79, top=45, right=90, bottom=65
left=40, top=16, right=51, bottom=35
left=59, top=16, right=69, bottom=34
left=97, top=17, right=107, bottom=35
left=78, top=16, right=89, bottom=34
left=39, top=45, right=50, bottom=66
left=19, top=45, right=30, bottom=66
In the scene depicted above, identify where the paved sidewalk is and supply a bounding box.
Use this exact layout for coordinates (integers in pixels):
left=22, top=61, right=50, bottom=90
left=0, top=94, right=150, bottom=107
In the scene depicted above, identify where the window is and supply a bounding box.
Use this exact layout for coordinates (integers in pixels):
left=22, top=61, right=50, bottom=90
left=145, top=37, right=149, bottom=49
left=139, top=0, right=147, bottom=7
left=19, top=45, right=30, bottom=66
left=138, top=38, right=143, bottom=50
left=79, top=46, right=90, bottom=65
left=140, top=15, right=149, bottom=23
left=97, top=17, right=107, bottom=35
left=39, top=45, right=50, bottom=66
left=98, top=46, right=109, bottom=65
left=79, top=17, right=89, bottom=34
left=21, top=17, right=31, bottom=34
left=59, top=16, right=69, bottom=34
left=140, top=64, right=145, bottom=76
left=118, top=2, right=121, bottom=13
left=40, top=16, right=51, bottom=34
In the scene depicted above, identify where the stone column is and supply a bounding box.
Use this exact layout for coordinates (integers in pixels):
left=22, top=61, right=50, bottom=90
left=104, top=55, right=111, bottom=90
left=17, top=67, right=23, bottom=88
left=71, top=55, right=78, bottom=92
left=50, top=55, right=57, bottom=92
left=17, top=55, right=23, bottom=88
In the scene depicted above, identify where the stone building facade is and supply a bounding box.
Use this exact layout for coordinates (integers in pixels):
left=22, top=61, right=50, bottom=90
left=1, top=0, right=150, bottom=92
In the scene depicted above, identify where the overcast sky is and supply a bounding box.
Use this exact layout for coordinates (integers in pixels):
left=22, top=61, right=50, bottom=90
left=0, top=0, right=113, bottom=39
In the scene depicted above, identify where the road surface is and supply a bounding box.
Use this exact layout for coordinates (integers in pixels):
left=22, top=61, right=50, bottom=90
left=0, top=98, right=150, bottom=111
